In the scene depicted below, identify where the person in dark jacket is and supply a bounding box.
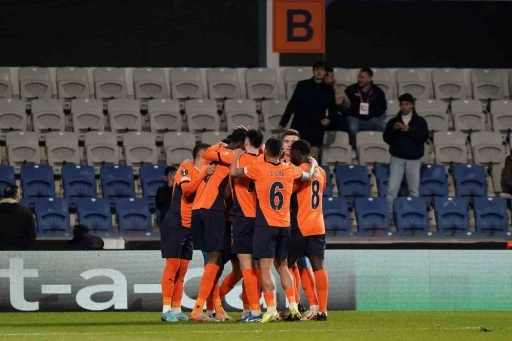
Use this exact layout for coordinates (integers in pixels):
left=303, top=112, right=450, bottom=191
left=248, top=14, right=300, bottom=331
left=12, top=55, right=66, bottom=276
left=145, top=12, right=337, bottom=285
left=345, top=68, right=388, bottom=155
left=66, top=224, right=104, bottom=250
left=383, top=93, right=429, bottom=215
left=0, top=185, right=36, bottom=250
left=278, top=61, right=337, bottom=159
left=155, top=166, right=177, bottom=224
left=500, top=155, right=512, bottom=195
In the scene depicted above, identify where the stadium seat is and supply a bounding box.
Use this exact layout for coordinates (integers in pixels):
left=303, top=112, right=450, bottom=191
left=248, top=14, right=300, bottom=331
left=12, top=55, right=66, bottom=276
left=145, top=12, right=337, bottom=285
left=148, top=99, right=182, bottom=133
left=107, top=99, right=142, bottom=132
left=31, top=99, right=65, bottom=133
left=262, top=99, right=288, bottom=132
left=415, top=99, right=449, bottom=132
left=116, top=198, right=152, bottom=233
left=46, top=132, right=80, bottom=170
left=169, top=67, right=204, bottom=100
left=473, top=196, right=509, bottom=236
left=470, top=131, right=505, bottom=166
left=100, top=164, right=135, bottom=200
left=451, top=99, right=485, bottom=132
left=140, top=164, right=166, bottom=201
left=19, top=67, right=52, bottom=100
left=0, top=67, right=13, bottom=98
left=185, top=99, right=219, bottom=132
left=335, top=165, right=371, bottom=203
left=0, top=99, right=27, bottom=133
left=62, top=164, right=97, bottom=202
left=453, top=164, right=487, bottom=197
left=163, top=132, right=195, bottom=165
left=332, top=68, right=353, bottom=91
left=432, top=68, right=466, bottom=100
left=322, top=131, right=352, bottom=165
left=20, top=197, right=34, bottom=212
left=20, top=164, right=55, bottom=199
left=93, top=67, right=128, bottom=100
left=397, top=68, right=431, bottom=99
left=201, top=131, right=229, bottom=145
left=206, top=67, right=241, bottom=99
left=471, top=69, right=504, bottom=100
left=84, top=131, right=120, bottom=167
left=56, top=67, right=90, bottom=99
left=372, top=68, right=396, bottom=99
left=34, top=198, right=71, bottom=235
left=245, top=68, right=279, bottom=100
left=123, top=132, right=158, bottom=166
left=77, top=197, right=113, bottom=233
left=356, top=131, right=390, bottom=165
left=323, top=197, right=351, bottom=235
left=71, top=99, right=104, bottom=134
left=384, top=99, right=400, bottom=122
left=354, top=197, right=390, bottom=235
left=374, top=164, right=408, bottom=197
left=133, top=67, right=167, bottom=100
left=6, top=131, right=41, bottom=168
left=320, top=165, right=332, bottom=197
left=434, top=197, right=469, bottom=236
left=419, top=164, right=448, bottom=198
left=393, top=196, right=429, bottom=235
left=433, top=131, right=467, bottom=165
left=224, top=99, right=258, bottom=131
left=0, top=165, right=15, bottom=198
left=490, top=100, right=512, bottom=134
left=284, top=67, right=309, bottom=99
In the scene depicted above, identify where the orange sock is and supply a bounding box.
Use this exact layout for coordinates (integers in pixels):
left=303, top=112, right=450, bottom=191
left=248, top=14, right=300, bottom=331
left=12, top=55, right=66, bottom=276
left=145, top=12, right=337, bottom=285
left=161, top=258, right=181, bottom=307
left=191, top=263, right=219, bottom=316
left=219, top=271, right=240, bottom=300
left=300, top=267, right=319, bottom=306
left=263, top=291, right=276, bottom=311
left=211, top=282, right=226, bottom=315
left=284, top=288, right=296, bottom=304
left=314, top=268, right=329, bottom=313
left=241, top=286, right=250, bottom=310
left=292, top=266, right=301, bottom=303
left=206, top=295, right=214, bottom=311
left=254, top=268, right=262, bottom=296
left=242, top=268, right=261, bottom=312
left=171, top=259, right=189, bottom=310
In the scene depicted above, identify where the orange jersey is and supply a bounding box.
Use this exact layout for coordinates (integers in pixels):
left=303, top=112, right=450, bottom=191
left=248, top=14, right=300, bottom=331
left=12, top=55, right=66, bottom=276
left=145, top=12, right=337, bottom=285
left=169, top=161, right=201, bottom=227
left=231, top=153, right=260, bottom=218
left=292, top=164, right=326, bottom=236
left=244, top=161, right=303, bottom=227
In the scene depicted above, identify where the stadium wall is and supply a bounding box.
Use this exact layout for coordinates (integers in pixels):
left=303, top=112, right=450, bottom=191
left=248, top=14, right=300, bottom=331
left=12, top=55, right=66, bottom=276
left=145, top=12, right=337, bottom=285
left=1, top=250, right=512, bottom=312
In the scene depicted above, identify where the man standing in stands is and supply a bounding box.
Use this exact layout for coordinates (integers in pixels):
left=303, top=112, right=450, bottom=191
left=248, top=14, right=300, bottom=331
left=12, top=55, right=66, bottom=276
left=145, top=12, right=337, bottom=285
left=345, top=68, right=387, bottom=156
left=278, top=61, right=337, bottom=159
left=155, top=166, right=177, bottom=224
left=0, top=185, right=36, bottom=250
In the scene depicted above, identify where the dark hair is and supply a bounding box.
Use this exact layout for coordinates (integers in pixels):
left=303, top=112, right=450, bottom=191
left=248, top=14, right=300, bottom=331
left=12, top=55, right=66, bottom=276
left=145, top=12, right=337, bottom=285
left=164, top=166, right=178, bottom=177
left=193, top=143, right=211, bottom=159
left=312, top=60, right=327, bottom=71
left=265, top=137, right=283, bottom=157
left=73, top=224, right=89, bottom=238
left=230, top=128, right=247, bottom=143
left=3, top=185, right=18, bottom=199
left=246, top=129, right=264, bottom=148
left=282, top=129, right=300, bottom=140
left=290, top=139, right=311, bottom=157
left=398, top=93, right=415, bottom=104
left=360, top=67, right=373, bottom=78
left=325, top=65, right=334, bottom=74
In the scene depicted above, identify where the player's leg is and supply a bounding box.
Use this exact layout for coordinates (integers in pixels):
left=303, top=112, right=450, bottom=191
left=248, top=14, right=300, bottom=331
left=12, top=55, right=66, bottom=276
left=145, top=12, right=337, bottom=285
left=171, top=232, right=193, bottom=322
left=219, top=222, right=242, bottom=300
left=298, top=257, right=319, bottom=315
left=306, top=234, right=328, bottom=321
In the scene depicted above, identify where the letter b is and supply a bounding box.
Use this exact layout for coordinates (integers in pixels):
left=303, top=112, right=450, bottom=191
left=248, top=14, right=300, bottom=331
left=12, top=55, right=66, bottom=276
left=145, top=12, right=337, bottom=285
left=287, top=9, right=313, bottom=42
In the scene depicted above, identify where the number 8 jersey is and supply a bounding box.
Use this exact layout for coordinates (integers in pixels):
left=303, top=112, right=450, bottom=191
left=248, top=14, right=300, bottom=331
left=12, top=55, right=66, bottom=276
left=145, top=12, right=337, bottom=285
left=243, top=161, right=304, bottom=227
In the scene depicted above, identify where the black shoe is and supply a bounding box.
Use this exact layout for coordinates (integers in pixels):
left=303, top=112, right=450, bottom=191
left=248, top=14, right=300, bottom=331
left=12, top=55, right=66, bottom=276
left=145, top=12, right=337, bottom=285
left=316, top=312, right=327, bottom=321
left=298, top=302, right=306, bottom=314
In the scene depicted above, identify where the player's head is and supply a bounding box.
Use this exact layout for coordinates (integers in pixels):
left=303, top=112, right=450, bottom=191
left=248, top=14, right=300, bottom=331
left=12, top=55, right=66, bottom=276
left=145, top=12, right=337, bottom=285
left=193, top=143, right=210, bottom=161
left=281, top=129, right=300, bottom=158
left=245, top=129, right=264, bottom=150
left=358, top=67, right=373, bottom=88
left=324, top=65, right=335, bottom=85
left=229, top=128, right=247, bottom=150
left=264, top=137, right=283, bottom=159
left=164, top=166, right=177, bottom=185
left=312, top=60, right=327, bottom=81
left=290, top=139, right=311, bottom=166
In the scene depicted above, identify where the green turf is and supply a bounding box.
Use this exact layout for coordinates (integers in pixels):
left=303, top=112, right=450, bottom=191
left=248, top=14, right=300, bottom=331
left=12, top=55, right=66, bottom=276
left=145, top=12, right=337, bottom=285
left=0, top=311, right=511, bottom=341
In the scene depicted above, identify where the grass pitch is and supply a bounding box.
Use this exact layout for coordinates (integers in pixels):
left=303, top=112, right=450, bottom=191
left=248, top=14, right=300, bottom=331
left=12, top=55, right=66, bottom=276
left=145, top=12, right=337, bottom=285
left=0, top=311, right=511, bottom=341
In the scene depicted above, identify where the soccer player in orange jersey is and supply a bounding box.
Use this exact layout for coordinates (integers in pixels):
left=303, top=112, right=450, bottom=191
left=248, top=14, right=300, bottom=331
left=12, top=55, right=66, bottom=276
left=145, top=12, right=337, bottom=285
left=230, top=137, right=317, bottom=323
left=289, top=140, right=329, bottom=321
left=160, top=143, right=214, bottom=322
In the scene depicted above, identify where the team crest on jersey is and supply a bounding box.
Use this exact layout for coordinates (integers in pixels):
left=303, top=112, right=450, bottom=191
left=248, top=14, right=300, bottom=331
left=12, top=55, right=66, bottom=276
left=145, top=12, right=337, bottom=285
left=181, top=168, right=188, bottom=176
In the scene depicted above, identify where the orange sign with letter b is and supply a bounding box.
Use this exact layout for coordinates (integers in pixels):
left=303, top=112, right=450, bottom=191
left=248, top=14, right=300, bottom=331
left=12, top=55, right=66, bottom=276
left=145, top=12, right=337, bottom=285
left=273, top=0, right=325, bottom=53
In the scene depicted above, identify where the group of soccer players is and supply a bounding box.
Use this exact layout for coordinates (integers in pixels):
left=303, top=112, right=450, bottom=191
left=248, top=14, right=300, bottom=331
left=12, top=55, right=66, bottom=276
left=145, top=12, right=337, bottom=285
left=159, top=127, right=329, bottom=323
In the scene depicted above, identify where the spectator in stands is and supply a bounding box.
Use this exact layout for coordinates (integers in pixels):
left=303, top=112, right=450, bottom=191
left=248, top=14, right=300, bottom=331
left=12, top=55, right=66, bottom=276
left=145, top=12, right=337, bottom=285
left=324, top=66, right=350, bottom=132
left=345, top=68, right=387, bottom=156
left=278, top=60, right=337, bottom=159
left=0, top=185, right=36, bottom=250
left=500, top=154, right=512, bottom=195
left=155, top=166, right=177, bottom=223
left=383, top=93, right=429, bottom=217
left=66, top=224, right=104, bottom=250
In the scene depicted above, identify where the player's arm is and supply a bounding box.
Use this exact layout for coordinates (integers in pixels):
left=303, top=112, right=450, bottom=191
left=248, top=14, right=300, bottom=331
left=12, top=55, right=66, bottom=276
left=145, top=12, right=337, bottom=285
left=203, top=143, right=234, bottom=165
left=181, top=166, right=216, bottom=196
left=297, top=158, right=318, bottom=182
left=229, top=149, right=248, bottom=178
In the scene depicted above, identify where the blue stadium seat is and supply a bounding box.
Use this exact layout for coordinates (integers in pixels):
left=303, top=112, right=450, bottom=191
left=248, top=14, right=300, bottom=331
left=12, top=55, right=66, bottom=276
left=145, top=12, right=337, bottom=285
left=320, top=165, right=332, bottom=197
left=34, top=198, right=70, bottom=235
left=374, top=164, right=408, bottom=197
left=20, top=198, right=34, bottom=212
left=20, top=165, right=55, bottom=199
left=473, top=197, right=510, bottom=236
left=354, top=197, right=390, bottom=235
left=453, top=164, right=487, bottom=197
left=419, top=164, right=448, bottom=198
left=62, top=164, right=97, bottom=205
left=335, top=165, right=371, bottom=207
left=116, top=198, right=152, bottom=233
left=77, top=198, right=113, bottom=233
left=393, top=197, right=429, bottom=235
left=323, top=197, right=350, bottom=235
left=0, top=165, right=15, bottom=198
left=434, top=197, right=469, bottom=236
left=140, top=164, right=166, bottom=200
left=100, top=165, right=135, bottom=200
